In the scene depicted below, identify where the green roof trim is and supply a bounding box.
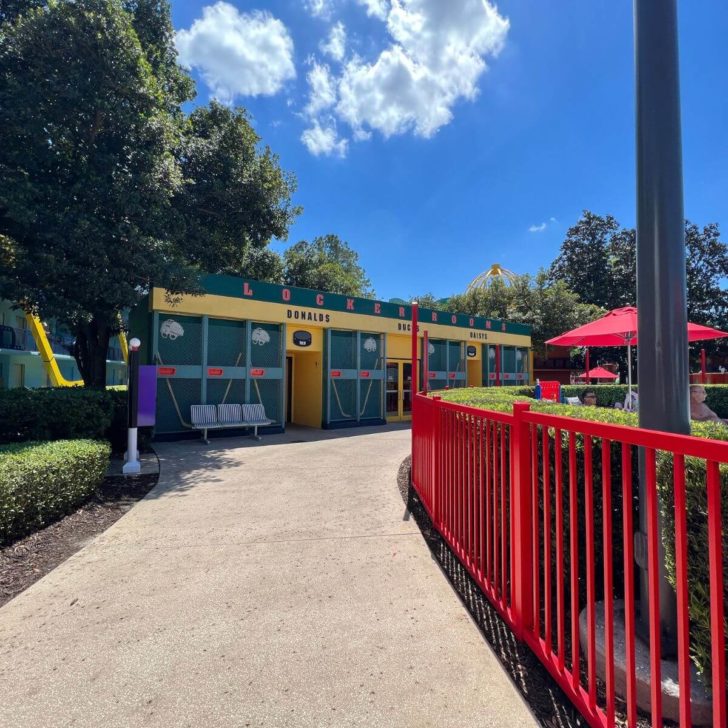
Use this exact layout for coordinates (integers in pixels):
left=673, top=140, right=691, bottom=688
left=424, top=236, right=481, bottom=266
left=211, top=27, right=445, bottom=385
left=199, top=274, right=532, bottom=336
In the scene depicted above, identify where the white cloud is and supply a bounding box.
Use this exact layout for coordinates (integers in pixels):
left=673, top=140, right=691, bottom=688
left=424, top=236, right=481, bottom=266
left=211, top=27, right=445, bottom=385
left=355, top=0, right=389, bottom=20
left=301, top=0, right=508, bottom=156
left=305, top=0, right=335, bottom=20
left=176, top=3, right=295, bottom=102
left=304, top=62, right=337, bottom=116
left=529, top=217, right=559, bottom=233
left=301, top=121, right=349, bottom=157
left=320, top=21, right=346, bottom=62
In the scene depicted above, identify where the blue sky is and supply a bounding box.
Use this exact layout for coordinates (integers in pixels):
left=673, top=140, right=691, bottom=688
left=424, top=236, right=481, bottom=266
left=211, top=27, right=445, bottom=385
left=171, top=0, right=728, bottom=301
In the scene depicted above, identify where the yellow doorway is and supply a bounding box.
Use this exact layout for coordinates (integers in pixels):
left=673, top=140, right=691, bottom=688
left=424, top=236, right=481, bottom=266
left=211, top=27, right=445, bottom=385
left=385, top=360, right=413, bottom=422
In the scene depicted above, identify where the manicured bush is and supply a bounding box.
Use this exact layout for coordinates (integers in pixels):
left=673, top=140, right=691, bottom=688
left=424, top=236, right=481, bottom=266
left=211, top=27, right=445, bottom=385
left=657, top=420, right=728, bottom=682
left=437, top=386, right=727, bottom=682
left=700, top=384, right=728, bottom=419
left=0, top=387, right=131, bottom=450
left=0, top=439, right=111, bottom=544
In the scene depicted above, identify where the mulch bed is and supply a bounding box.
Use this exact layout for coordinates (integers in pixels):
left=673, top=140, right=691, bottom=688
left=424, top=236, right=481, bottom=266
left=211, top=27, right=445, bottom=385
left=398, top=456, right=659, bottom=728
left=0, top=468, right=158, bottom=608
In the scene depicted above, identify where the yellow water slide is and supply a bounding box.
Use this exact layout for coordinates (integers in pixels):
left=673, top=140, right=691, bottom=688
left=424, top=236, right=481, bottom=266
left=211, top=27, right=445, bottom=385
left=24, top=313, right=129, bottom=387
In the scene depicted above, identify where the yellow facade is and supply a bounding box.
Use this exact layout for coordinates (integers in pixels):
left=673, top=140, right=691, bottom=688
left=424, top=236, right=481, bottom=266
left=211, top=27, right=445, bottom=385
left=144, top=278, right=532, bottom=431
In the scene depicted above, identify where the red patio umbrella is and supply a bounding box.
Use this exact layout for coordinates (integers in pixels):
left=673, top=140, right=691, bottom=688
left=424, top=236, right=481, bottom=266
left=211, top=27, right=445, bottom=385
left=546, top=306, right=728, bottom=397
left=576, top=366, right=618, bottom=381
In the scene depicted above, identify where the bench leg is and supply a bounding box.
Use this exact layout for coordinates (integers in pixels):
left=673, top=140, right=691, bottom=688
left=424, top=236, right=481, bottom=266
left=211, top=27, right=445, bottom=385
left=252, top=425, right=261, bottom=441
left=202, top=427, right=210, bottom=445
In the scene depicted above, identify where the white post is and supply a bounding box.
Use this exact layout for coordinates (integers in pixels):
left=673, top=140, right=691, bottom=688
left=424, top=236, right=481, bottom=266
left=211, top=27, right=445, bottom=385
left=122, top=337, right=142, bottom=475
left=122, top=427, right=140, bottom=474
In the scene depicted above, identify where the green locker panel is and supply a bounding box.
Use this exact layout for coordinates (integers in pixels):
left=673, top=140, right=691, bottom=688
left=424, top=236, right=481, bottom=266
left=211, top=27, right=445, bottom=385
left=359, top=332, right=383, bottom=371
left=325, top=330, right=384, bottom=426
left=208, top=318, right=246, bottom=367
left=358, top=379, right=383, bottom=420
left=206, top=377, right=246, bottom=408
left=156, top=378, right=201, bottom=434
left=250, top=377, right=283, bottom=424
left=250, top=322, right=283, bottom=368
left=428, top=339, right=447, bottom=372
left=157, top=314, right=202, bottom=365
left=330, top=329, right=357, bottom=369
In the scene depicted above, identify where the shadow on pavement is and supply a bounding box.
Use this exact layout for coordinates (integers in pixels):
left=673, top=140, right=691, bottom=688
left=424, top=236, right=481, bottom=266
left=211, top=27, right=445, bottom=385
left=398, top=456, right=585, bottom=728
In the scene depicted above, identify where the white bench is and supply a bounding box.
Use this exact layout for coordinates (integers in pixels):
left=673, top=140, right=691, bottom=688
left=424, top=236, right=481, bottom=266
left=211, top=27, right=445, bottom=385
left=190, top=403, right=274, bottom=442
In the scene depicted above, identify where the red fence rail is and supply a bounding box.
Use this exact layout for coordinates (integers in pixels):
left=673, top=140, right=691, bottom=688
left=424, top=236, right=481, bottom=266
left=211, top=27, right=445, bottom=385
left=411, top=393, right=727, bottom=728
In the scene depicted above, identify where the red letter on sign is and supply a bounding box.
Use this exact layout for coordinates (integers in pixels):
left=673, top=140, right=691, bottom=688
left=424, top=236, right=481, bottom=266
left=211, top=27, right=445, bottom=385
left=451, top=315, right=457, bottom=324
left=316, top=294, right=324, bottom=306
left=399, top=306, right=405, bottom=317
left=243, top=282, right=254, bottom=297
left=431, top=312, right=437, bottom=322
left=374, top=303, right=381, bottom=314
left=469, top=318, right=475, bottom=327
left=346, top=298, right=355, bottom=311
left=282, top=288, right=291, bottom=302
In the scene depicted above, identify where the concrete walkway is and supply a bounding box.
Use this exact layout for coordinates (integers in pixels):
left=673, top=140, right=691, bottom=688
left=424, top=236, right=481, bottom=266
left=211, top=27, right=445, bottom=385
left=0, top=426, right=537, bottom=728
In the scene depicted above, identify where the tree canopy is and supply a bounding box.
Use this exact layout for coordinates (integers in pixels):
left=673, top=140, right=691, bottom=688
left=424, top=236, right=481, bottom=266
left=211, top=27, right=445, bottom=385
left=283, top=234, right=374, bottom=297
left=175, top=102, right=299, bottom=275
left=443, top=273, right=603, bottom=355
left=0, top=0, right=299, bottom=386
left=549, top=210, right=728, bottom=327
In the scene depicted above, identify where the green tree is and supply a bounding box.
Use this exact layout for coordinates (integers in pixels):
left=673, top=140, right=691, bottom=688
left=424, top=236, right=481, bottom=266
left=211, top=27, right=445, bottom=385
left=548, top=211, right=622, bottom=309
left=550, top=211, right=728, bottom=363
left=0, top=0, right=44, bottom=24
left=550, top=211, right=728, bottom=323
left=174, top=102, right=299, bottom=275
left=407, top=293, right=440, bottom=309
left=0, top=1, right=299, bottom=386
left=241, top=247, right=284, bottom=284
left=0, top=0, right=194, bottom=386
left=283, top=235, right=374, bottom=297
left=123, top=0, right=195, bottom=111
left=445, top=273, right=602, bottom=355
left=684, top=221, right=728, bottom=327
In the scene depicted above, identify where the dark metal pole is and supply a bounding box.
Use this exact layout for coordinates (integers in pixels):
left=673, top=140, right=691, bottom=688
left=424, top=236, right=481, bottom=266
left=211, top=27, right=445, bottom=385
left=634, top=0, right=687, bottom=652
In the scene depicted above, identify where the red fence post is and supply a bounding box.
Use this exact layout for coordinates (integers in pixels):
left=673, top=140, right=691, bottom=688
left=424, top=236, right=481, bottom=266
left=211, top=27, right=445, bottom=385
left=423, top=330, right=429, bottom=394
left=511, top=402, right=533, bottom=639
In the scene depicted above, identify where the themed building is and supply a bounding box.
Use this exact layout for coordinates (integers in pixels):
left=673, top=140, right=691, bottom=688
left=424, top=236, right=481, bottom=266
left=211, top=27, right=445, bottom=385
left=0, top=300, right=127, bottom=389
left=129, top=275, right=532, bottom=436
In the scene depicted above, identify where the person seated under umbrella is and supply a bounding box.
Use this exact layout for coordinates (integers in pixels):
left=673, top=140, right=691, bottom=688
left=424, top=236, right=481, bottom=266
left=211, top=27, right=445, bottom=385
left=689, top=385, right=727, bottom=424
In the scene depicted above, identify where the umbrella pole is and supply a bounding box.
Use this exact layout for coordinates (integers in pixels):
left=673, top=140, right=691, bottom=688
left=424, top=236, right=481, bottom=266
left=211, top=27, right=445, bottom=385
left=627, top=343, right=633, bottom=403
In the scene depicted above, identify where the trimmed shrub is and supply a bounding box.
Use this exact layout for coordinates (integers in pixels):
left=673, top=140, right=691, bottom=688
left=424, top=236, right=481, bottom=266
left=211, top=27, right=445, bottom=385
left=657, top=421, right=728, bottom=682
left=700, top=384, right=728, bottom=419
left=0, top=439, right=111, bottom=544
left=437, top=386, right=727, bottom=682
left=0, top=388, right=131, bottom=450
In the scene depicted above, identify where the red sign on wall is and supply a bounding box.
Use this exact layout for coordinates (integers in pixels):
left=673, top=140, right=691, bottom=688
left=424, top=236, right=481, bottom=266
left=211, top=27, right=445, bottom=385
left=448, top=372, right=456, bottom=379
left=250, top=368, right=265, bottom=377
left=429, top=372, right=437, bottom=379
left=330, top=370, right=341, bottom=378
left=360, top=371, right=370, bottom=378
left=158, top=367, right=176, bottom=376
left=207, top=368, right=223, bottom=377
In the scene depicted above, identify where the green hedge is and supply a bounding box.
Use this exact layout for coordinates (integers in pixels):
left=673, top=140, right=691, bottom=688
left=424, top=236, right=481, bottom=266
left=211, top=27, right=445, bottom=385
left=437, top=386, right=727, bottom=683
left=0, top=440, right=111, bottom=544
left=0, top=388, right=130, bottom=451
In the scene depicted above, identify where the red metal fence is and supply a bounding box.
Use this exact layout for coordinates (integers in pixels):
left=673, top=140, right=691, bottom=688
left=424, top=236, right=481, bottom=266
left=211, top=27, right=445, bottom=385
left=411, top=392, right=727, bottom=728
